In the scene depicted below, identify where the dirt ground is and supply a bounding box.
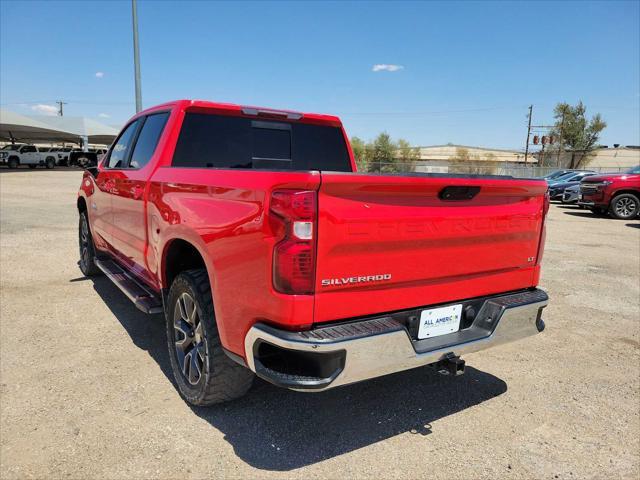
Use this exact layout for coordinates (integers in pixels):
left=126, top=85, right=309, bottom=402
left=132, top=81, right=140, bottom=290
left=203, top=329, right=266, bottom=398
left=1, top=169, right=639, bottom=479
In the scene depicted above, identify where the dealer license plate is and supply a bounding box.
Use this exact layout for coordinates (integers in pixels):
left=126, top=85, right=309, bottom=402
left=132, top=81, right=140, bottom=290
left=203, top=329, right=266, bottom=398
left=418, top=304, right=462, bottom=339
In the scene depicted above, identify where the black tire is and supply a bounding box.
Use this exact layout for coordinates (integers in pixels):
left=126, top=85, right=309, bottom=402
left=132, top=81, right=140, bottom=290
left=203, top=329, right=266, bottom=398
left=166, top=269, right=253, bottom=406
left=609, top=193, right=640, bottom=220
left=78, top=211, right=101, bottom=276
left=7, top=157, right=18, bottom=169
left=45, top=157, right=55, bottom=169
left=28, top=164, right=37, bottom=169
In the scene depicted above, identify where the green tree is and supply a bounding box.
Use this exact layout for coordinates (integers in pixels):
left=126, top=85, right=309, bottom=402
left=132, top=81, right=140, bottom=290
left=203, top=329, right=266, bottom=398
left=350, top=136, right=368, bottom=171
left=368, top=132, right=395, bottom=173
left=396, top=138, right=420, bottom=172
left=551, top=101, right=606, bottom=168
left=350, top=133, right=419, bottom=173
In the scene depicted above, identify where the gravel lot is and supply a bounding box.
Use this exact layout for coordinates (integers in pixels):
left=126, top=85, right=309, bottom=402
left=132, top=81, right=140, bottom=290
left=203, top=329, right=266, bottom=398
left=1, top=169, right=639, bottom=479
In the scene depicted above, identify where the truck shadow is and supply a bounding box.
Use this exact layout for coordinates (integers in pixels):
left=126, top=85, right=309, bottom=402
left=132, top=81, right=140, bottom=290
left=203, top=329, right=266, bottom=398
left=88, top=275, right=508, bottom=471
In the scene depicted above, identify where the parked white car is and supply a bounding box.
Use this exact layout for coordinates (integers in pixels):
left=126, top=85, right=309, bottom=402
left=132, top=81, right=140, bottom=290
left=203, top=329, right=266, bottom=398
left=0, top=144, right=57, bottom=169
left=53, top=147, right=106, bottom=167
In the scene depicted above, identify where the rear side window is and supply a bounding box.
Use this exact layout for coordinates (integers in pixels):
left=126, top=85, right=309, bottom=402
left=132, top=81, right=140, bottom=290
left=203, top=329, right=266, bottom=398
left=172, top=113, right=351, bottom=171
left=129, top=113, right=169, bottom=169
left=106, top=120, right=140, bottom=169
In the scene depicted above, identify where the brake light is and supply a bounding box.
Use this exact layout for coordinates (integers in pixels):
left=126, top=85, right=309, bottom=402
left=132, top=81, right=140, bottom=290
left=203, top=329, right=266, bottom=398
left=270, top=190, right=317, bottom=294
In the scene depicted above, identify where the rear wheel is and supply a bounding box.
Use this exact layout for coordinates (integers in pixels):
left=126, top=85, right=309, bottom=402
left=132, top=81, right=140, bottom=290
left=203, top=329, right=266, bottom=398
left=166, top=269, right=253, bottom=406
left=78, top=211, right=100, bottom=276
left=609, top=193, right=639, bottom=220
left=45, top=157, right=55, bottom=169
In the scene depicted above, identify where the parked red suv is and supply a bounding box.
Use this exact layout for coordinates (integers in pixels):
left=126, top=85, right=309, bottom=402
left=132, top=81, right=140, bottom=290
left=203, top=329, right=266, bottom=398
left=77, top=100, right=550, bottom=405
left=579, top=166, right=640, bottom=219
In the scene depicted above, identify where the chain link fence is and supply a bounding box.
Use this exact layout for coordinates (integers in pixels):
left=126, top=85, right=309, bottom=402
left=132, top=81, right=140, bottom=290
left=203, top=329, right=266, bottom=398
left=358, top=161, right=629, bottom=178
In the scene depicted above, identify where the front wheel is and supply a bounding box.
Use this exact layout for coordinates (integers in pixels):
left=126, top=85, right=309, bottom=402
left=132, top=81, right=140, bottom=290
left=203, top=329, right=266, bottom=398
left=45, top=157, right=55, bottom=169
left=609, top=193, right=639, bottom=220
left=7, top=157, right=18, bottom=169
left=78, top=211, right=101, bottom=276
left=166, top=269, right=253, bottom=406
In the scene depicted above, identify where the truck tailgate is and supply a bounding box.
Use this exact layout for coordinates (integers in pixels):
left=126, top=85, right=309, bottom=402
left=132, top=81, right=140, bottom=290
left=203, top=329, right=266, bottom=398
left=314, top=173, right=548, bottom=323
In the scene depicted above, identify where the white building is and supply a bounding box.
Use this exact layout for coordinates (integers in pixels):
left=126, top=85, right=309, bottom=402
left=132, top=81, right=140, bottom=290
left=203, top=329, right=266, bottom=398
left=413, top=144, right=535, bottom=173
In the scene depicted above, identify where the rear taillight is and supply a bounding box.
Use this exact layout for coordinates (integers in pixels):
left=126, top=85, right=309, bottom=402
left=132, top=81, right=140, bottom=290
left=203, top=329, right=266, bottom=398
left=270, top=190, right=317, bottom=294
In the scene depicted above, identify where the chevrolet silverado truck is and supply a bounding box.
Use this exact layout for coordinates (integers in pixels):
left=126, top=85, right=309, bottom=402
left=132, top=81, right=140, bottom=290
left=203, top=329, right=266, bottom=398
left=0, top=144, right=57, bottom=169
left=77, top=100, right=550, bottom=406
left=578, top=165, right=640, bottom=219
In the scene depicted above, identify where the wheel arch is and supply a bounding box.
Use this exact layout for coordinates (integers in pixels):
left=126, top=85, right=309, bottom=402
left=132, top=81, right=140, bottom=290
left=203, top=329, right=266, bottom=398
left=610, top=189, right=640, bottom=201
left=161, top=238, right=211, bottom=291
left=77, top=196, right=87, bottom=212
left=161, top=237, right=232, bottom=348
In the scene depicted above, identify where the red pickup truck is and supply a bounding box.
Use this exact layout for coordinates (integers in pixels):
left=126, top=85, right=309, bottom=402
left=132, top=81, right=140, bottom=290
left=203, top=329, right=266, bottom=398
left=78, top=100, right=550, bottom=406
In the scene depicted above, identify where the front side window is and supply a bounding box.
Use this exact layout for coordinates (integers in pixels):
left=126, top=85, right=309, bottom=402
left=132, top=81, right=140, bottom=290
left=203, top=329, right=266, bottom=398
left=129, top=113, right=169, bottom=169
left=106, top=120, right=140, bottom=168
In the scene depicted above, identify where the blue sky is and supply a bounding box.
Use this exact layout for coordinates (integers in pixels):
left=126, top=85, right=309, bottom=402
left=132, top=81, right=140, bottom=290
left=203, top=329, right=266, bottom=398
left=1, top=0, right=638, bottom=149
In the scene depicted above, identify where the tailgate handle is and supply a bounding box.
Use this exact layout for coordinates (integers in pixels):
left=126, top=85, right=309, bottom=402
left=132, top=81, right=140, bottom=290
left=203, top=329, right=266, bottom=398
left=439, top=186, right=481, bottom=201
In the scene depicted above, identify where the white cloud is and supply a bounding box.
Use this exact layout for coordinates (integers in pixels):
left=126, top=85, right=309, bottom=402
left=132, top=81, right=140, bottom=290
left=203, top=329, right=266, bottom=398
left=31, top=104, right=58, bottom=116
left=372, top=64, right=404, bottom=72
left=95, top=71, right=104, bottom=78
left=98, top=113, right=110, bottom=118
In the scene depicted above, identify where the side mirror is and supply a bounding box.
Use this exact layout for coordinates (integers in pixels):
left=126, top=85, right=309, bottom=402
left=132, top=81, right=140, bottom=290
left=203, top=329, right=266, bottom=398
left=85, top=166, right=99, bottom=178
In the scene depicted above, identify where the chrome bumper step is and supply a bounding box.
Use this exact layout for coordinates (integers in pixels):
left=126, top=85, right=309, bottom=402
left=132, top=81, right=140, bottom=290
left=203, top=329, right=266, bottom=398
left=245, top=288, right=548, bottom=391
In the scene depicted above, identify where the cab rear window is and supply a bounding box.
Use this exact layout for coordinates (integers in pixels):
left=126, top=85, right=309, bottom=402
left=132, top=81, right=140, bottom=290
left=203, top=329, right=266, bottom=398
left=172, top=113, right=351, bottom=172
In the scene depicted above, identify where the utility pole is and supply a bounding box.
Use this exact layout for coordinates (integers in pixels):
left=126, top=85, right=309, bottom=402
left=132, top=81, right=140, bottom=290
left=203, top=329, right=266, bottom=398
left=56, top=100, right=67, bottom=116
left=132, top=0, right=142, bottom=113
left=556, top=110, right=565, bottom=168
left=524, top=104, right=533, bottom=165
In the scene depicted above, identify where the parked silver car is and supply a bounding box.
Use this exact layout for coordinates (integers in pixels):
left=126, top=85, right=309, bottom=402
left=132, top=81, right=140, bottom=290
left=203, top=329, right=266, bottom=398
left=562, top=184, right=580, bottom=204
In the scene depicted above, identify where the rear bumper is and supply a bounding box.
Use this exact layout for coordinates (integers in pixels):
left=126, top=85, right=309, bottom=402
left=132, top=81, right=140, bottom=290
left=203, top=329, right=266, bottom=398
left=244, top=288, right=548, bottom=391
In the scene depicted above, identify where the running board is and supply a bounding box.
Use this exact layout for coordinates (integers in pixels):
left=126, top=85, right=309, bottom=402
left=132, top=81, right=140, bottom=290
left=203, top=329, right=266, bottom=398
left=94, top=258, right=163, bottom=314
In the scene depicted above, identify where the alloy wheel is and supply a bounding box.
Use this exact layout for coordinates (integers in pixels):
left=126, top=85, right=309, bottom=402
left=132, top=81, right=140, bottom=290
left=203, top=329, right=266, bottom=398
left=173, top=292, right=207, bottom=385
left=615, top=197, right=637, bottom=218
left=79, top=215, right=91, bottom=269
